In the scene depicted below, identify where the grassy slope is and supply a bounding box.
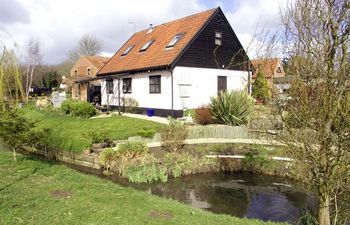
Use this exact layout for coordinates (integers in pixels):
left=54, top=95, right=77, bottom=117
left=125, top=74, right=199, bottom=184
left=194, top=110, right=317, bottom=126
left=0, top=150, right=285, bottom=225
left=22, top=109, right=164, bottom=153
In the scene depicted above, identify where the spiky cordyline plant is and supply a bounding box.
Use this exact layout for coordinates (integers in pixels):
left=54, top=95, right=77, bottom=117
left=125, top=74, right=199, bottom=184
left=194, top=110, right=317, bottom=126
left=210, top=90, right=255, bottom=126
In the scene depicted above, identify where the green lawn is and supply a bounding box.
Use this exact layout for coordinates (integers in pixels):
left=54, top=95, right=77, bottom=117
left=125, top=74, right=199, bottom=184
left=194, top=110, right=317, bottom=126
left=22, top=108, right=164, bottom=153
left=0, top=149, right=284, bottom=225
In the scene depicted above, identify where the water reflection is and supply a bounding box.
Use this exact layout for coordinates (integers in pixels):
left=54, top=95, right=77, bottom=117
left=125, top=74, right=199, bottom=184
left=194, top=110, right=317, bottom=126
left=108, top=172, right=317, bottom=224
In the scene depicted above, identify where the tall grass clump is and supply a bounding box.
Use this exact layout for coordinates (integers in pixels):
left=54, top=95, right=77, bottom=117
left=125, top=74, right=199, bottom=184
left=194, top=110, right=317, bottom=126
left=210, top=90, right=254, bottom=126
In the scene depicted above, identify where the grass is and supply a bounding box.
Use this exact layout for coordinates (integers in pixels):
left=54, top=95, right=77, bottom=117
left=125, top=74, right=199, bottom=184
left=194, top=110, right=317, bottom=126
left=0, top=148, right=285, bottom=225
left=22, top=108, right=164, bottom=153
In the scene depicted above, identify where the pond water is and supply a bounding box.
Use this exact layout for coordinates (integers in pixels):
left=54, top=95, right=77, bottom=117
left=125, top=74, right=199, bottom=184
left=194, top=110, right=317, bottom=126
left=71, top=164, right=317, bottom=224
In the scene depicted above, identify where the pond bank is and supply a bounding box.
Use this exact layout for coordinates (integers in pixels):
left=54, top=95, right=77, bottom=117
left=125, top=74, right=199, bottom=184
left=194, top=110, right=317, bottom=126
left=29, top=139, right=292, bottom=183
left=0, top=148, right=282, bottom=225
left=69, top=162, right=317, bottom=224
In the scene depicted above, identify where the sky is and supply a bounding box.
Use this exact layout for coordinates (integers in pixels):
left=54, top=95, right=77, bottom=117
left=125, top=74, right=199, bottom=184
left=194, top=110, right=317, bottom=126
left=0, top=0, right=285, bottom=64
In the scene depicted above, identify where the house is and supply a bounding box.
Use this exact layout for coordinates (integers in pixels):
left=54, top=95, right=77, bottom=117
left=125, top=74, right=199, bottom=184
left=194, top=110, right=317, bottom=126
left=251, top=58, right=285, bottom=93
left=70, top=55, right=110, bottom=103
left=273, top=76, right=295, bottom=98
left=97, top=7, right=251, bottom=117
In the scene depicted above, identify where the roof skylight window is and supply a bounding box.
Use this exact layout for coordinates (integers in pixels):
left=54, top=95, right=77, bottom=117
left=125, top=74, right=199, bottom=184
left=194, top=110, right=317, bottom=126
left=121, top=45, right=134, bottom=56
left=166, top=33, right=184, bottom=48
left=140, top=40, right=154, bottom=52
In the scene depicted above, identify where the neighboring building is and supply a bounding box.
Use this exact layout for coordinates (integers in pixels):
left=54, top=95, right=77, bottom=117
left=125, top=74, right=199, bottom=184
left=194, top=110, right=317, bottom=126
left=273, top=76, right=295, bottom=98
left=97, top=7, right=251, bottom=117
left=70, top=55, right=110, bottom=103
left=251, top=58, right=285, bottom=92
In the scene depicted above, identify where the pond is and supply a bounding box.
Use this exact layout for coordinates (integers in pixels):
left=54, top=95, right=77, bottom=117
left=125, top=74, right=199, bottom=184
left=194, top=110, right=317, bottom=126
left=72, top=164, right=317, bottom=224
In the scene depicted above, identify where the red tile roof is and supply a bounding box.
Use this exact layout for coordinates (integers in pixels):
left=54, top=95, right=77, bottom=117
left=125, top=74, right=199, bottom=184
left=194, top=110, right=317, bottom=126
left=83, top=55, right=110, bottom=70
left=98, top=8, right=218, bottom=75
left=251, top=58, right=280, bottom=78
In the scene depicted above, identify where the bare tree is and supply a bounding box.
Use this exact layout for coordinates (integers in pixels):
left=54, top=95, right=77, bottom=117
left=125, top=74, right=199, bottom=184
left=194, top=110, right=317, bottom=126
left=280, top=0, right=350, bottom=224
left=68, top=34, right=103, bottom=63
left=24, top=38, right=41, bottom=101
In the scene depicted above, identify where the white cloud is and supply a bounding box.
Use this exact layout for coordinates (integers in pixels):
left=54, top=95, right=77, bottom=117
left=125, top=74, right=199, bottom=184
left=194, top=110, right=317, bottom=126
left=1, top=0, right=206, bottom=64
left=225, top=0, right=286, bottom=59
left=0, top=0, right=284, bottom=64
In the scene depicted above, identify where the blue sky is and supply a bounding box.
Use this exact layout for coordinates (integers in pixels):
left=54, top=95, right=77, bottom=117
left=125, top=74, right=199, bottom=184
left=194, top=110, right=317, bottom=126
left=0, top=0, right=284, bottom=64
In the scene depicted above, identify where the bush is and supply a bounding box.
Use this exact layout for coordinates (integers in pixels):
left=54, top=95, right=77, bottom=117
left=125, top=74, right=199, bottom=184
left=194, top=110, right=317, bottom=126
left=252, top=69, right=271, bottom=103
left=122, top=97, right=139, bottom=113
left=117, top=141, right=149, bottom=158
left=184, top=109, right=194, bottom=117
left=210, top=90, right=254, bottom=126
left=242, top=149, right=271, bottom=173
left=61, top=99, right=96, bottom=118
left=99, top=148, right=119, bottom=170
left=160, top=118, right=188, bottom=153
left=86, top=129, right=112, bottom=144
left=61, top=99, right=74, bottom=114
left=137, top=127, right=156, bottom=138
left=194, top=105, right=214, bottom=125
left=0, top=109, right=48, bottom=160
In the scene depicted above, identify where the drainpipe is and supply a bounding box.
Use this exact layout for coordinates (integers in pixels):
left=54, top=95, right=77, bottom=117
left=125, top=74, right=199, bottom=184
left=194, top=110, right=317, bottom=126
left=118, top=76, right=121, bottom=115
left=248, top=63, right=252, bottom=95
left=170, top=69, right=174, bottom=117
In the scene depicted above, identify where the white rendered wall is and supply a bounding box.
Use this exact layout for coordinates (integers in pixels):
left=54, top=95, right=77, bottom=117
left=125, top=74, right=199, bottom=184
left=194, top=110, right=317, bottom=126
left=101, top=67, right=248, bottom=111
left=101, top=70, right=172, bottom=109
left=172, top=66, right=248, bottom=110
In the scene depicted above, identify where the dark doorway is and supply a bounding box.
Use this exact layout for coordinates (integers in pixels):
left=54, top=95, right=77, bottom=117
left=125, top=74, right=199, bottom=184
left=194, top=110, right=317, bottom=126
left=217, top=76, right=227, bottom=94
left=88, top=85, right=101, bottom=104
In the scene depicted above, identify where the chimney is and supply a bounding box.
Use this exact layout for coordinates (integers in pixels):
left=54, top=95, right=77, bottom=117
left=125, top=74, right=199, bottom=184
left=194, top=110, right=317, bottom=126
left=147, top=24, right=154, bottom=34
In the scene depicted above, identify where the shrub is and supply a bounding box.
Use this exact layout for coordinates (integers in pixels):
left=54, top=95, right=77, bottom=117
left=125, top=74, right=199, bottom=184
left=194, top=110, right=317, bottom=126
left=0, top=109, right=48, bottom=160
left=252, top=69, right=272, bottom=103
left=160, top=118, right=188, bottom=153
left=117, top=141, right=149, bottom=158
left=242, top=149, right=270, bottom=173
left=184, top=109, right=194, bottom=117
left=210, top=90, right=255, bottom=126
left=61, top=99, right=96, bottom=118
left=99, top=148, right=119, bottom=170
left=86, top=129, right=112, bottom=144
left=122, top=97, right=139, bottom=113
left=194, top=105, right=214, bottom=125
left=70, top=101, right=96, bottom=118
left=137, top=127, right=156, bottom=138
left=61, top=99, right=74, bottom=114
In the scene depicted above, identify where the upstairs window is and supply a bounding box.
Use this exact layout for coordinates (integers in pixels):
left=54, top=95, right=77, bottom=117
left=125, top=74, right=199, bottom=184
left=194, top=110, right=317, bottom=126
left=140, top=40, right=154, bottom=52
left=74, top=70, right=78, bottom=76
left=215, top=31, right=222, bottom=46
left=121, top=45, right=134, bottom=56
left=149, top=75, right=161, bottom=93
left=123, top=78, right=132, bottom=94
left=277, top=66, right=282, bottom=73
left=106, top=78, right=114, bottom=94
left=87, top=68, right=91, bottom=76
left=166, top=33, right=184, bottom=48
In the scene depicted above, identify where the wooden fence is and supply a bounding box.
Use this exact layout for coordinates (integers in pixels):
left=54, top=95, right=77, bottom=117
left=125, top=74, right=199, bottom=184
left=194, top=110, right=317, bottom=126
left=127, top=124, right=276, bottom=143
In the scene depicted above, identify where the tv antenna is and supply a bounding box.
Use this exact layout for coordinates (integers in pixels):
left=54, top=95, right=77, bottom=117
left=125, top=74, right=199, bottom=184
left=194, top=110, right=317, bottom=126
left=128, top=21, right=142, bottom=33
